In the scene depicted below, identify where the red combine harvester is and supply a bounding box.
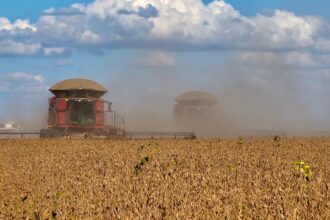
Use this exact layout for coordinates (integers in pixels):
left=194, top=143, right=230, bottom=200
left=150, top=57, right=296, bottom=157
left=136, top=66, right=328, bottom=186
left=40, top=78, right=125, bottom=138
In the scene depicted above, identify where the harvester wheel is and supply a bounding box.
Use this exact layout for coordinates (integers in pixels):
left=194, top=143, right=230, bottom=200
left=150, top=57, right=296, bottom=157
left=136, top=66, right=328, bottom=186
left=84, top=133, right=92, bottom=139
left=40, top=129, right=52, bottom=139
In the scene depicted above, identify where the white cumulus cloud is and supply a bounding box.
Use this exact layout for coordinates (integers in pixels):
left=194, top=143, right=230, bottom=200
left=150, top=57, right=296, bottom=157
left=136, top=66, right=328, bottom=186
left=0, top=17, right=40, bottom=56
left=0, top=17, right=37, bottom=32
left=0, top=0, right=329, bottom=55
left=0, top=40, right=41, bottom=56
left=136, top=51, right=176, bottom=66
left=7, top=72, right=45, bottom=83
left=1, top=72, right=48, bottom=93
left=43, top=47, right=70, bottom=56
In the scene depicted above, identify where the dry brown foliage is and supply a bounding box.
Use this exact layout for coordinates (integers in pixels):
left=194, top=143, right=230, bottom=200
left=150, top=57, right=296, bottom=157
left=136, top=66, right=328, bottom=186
left=0, top=138, right=329, bottom=219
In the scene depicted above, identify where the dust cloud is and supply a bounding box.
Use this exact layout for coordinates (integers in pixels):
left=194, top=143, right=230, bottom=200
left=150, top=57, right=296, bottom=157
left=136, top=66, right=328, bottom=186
left=2, top=51, right=330, bottom=137
left=213, top=52, right=330, bottom=137
left=2, top=94, right=48, bottom=130
left=103, top=51, right=330, bottom=137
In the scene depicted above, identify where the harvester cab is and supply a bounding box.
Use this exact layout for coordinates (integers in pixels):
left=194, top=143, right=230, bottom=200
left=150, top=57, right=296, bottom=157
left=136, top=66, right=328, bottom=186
left=40, top=78, right=125, bottom=138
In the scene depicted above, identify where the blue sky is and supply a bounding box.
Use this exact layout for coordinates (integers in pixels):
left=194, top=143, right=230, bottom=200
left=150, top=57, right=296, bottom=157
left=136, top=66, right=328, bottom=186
left=0, top=0, right=330, bottom=20
left=0, top=0, right=330, bottom=130
left=1, top=0, right=330, bottom=21
left=0, top=0, right=92, bottom=21
left=223, top=0, right=330, bottom=20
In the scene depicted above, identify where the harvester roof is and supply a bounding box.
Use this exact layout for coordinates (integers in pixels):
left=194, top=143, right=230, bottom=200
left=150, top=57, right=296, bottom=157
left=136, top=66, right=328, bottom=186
left=175, top=91, right=217, bottom=105
left=50, top=78, right=108, bottom=98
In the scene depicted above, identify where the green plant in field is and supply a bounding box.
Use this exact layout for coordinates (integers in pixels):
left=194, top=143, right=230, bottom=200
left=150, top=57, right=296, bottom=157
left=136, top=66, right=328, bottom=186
left=171, top=159, right=177, bottom=165
left=273, top=135, right=281, bottom=142
left=273, top=135, right=281, bottom=147
left=50, top=210, right=57, bottom=219
left=224, top=161, right=237, bottom=173
left=229, top=164, right=237, bottom=172
left=140, top=156, right=149, bottom=165
left=170, top=154, right=177, bottom=166
left=53, top=191, right=63, bottom=200
left=41, top=208, right=57, bottom=220
left=292, top=160, right=313, bottom=187
left=134, top=156, right=150, bottom=174
left=237, top=136, right=244, bottom=146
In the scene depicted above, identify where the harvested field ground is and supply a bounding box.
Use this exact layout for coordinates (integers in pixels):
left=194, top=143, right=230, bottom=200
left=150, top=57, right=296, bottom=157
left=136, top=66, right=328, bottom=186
left=0, top=138, right=329, bottom=219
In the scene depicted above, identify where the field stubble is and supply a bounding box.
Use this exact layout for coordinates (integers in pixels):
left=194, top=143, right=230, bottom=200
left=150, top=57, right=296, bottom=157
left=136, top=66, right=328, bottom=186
left=0, top=138, right=329, bottom=219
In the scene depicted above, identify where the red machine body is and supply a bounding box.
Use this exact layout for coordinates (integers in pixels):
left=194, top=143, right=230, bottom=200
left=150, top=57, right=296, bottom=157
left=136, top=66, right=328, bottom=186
left=40, top=79, right=125, bottom=138
left=49, top=98, right=107, bottom=128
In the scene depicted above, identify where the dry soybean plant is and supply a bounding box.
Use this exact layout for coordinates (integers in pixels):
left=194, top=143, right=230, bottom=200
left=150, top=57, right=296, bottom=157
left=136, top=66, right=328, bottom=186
left=0, top=138, right=329, bottom=219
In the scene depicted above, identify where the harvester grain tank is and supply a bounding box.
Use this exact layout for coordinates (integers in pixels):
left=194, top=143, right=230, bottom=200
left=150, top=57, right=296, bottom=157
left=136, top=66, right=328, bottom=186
left=40, top=78, right=125, bottom=138
left=174, top=91, right=218, bottom=134
left=174, top=91, right=217, bottom=120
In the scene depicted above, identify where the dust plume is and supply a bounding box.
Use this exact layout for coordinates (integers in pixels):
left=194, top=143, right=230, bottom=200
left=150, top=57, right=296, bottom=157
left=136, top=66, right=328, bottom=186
left=2, top=50, right=330, bottom=137
left=213, top=52, right=330, bottom=136
left=102, top=50, right=330, bottom=137
left=2, top=94, right=48, bottom=130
